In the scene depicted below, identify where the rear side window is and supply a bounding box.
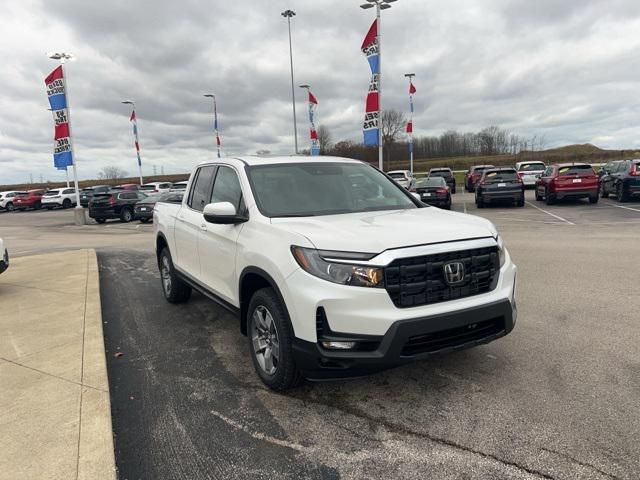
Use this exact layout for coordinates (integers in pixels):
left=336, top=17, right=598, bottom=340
left=210, top=166, right=245, bottom=214
left=188, top=166, right=216, bottom=211
left=557, top=165, right=594, bottom=176
left=63, top=189, right=75, bottom=194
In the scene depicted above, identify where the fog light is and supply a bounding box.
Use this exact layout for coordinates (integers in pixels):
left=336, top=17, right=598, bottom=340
left=321, top=341, right=356, bottom=350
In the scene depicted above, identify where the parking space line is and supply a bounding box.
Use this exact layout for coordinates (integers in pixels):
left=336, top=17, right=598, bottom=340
left=610, top=204, right=640, bottom=213
left=524, top=201, right=575, bottom=225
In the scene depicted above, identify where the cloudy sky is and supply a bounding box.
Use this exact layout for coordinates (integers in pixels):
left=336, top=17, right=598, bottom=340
left=2, top=0, right=640, bottom=184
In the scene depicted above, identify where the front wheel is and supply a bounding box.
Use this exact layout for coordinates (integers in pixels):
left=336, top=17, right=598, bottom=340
left=600, top=183, right=609, bottom=198
left=545, top=188, right=556, bottom=205
left=120, top=208, right=133, bottom=222
left=159, top=248, right=191, bottom=303
left=616, top=184, right=629, bottom=203
left=248, top=287, right=302, bottom=391
left=5, top=202, right=14, bottom=212
left=62, top=198, right=72, bottom=209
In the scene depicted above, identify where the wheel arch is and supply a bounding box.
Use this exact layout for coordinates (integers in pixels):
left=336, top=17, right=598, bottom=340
left=239, top=266, right=292, bottom=337
left=156, top=232, right=169, bottom=266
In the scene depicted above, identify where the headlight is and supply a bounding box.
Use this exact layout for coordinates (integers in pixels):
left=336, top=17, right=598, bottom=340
left=496, top=235, right=506, bottom=267
left=291, top=246, right=384, bottom=288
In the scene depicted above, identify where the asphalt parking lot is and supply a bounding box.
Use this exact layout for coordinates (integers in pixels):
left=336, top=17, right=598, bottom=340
left=3, top=191, right=640, bottom=479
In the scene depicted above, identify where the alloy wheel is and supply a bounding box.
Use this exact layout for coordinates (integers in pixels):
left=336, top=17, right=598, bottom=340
left=251, top=305, right=280, bottom=376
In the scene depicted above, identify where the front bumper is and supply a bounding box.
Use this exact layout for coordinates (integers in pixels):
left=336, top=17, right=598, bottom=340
left=0, top=248, right=9, bottom=274
left=134, top=209, right=153, bottom=220
left=293, top=298, right=516, bottom=379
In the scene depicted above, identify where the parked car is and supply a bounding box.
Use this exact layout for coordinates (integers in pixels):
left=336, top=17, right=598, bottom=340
left=465, top=165, right=495, bottom=192
left=386, top=170, right=416, bottom=190
left=139, top=182, right=173, bottom=195
left=599, top=158, right=640, bottom=202
left=111, top=183, right=140, bottom=191
left=89, top=190, right=147, bottom=223
left=0, top=238, right=8, bottom=275
left=80, top=185, right=111, bottom=208
left=0, top=191, right=24, bottom=212
left=134, top=192, right=183, bottom=223
left=598, top=160, right=624, bottom=179
left=535, top=163, right=598, bottom=205
left=515, top=161, right=546, bottom=188
left=475, top=168, right=524, bottom=208
left=428, top=168, right=456, bottom=193
left=155, top=157, right=517, bottom=390
left=170, top=181, right=189, bottom=192
left=414, top=177, right=451, bottom=209
left=13, top=190, right=45, bottom=211
left=41, top=188, right=78, bottom=209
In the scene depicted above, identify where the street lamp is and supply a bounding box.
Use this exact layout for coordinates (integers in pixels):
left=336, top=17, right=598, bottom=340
left=47, top=52, right=85, bottom=224
left=204, top=94, right=222, bottom=158
left=121, top=100, right=144, bottom=185
left=282, top=9, right=299, bottom=154
left=359, top=0, right=397, bottom=171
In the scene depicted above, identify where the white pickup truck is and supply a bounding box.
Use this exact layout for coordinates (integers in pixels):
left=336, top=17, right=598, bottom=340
left=154, top=156, right=517, bottom=390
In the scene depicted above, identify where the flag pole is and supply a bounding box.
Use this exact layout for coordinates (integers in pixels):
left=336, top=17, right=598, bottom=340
left=213, top=96, right=221, bottom=158
left=405, top=73, right=415, bottom=174
left=376, top=2, right=383, bottom=171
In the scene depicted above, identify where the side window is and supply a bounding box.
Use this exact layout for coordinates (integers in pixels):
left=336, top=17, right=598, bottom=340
left=210, top=166, right=245, bottom=214
left=621, top=161, right=630, bottom=173
left=188, top=166, right=216, bottom=212
left=63, top=189, right=74, bottom=194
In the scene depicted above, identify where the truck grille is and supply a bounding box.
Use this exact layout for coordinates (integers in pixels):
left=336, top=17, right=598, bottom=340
left=384, top=246, right=499, bottom=308
left=401, top=317, right=504, bottom=356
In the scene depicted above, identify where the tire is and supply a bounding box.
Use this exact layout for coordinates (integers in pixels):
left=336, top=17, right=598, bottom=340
left=616, top=184, right=629, bottom=203
left=476, top=196, right=484, bottom=208
left=589, top=194, right=598, bottom=204
left=6, top=202, right=14, bottom=212
left=34, top=202, right=42, bottom=210
left=248, top=287, right=303, bottom=391
left=62, top=198, right=72, bottom=209
left=451, top=185, right=456, bottom=194
left=120, top=207, right=133, bottom=222
left=139, top=218, right=150, bottom=223
left=159, top=247, right=192, bottom=304
left=95, top=218, right=106, bottom=224
left=600, top=183, right=609, bottom=198
left=517, top=194, right=525, bottom=207
left=535, top=189, right=542, bottom=201
left=545, top=188, right=556, bottom=205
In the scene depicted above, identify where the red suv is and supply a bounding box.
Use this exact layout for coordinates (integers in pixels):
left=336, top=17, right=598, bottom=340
left=13, top=189, right=45, bottom=211
left=535, top=163, right=598, bottom=205
left=465, top=165, right=494, bottom=192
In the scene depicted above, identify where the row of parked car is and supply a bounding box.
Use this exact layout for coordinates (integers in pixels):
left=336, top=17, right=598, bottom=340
left=0, top=181, right=188, bottom=223
left=387, top=158, right=640, bottom=209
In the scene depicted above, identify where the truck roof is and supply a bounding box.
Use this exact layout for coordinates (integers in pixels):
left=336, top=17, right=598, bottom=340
left=197, top=155, right=363, bottom=167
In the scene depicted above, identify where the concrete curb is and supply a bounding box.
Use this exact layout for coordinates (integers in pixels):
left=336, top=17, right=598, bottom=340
left=0, top=249, right=117, bottom=480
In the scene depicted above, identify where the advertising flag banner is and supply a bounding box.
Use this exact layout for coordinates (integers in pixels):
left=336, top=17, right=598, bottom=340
left=361, top=20, right=379, bottom=146
left=130, top=110, right=142, bottom=167
left=407, top=81, right=416, bottom=154
left=45, top=65, right=73, bottom=169
left=307, top=90, right=320, bottom=156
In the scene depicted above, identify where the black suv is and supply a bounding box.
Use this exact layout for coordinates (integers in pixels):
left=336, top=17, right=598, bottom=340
left=89, top=190, right=147, bottom=223
left=475, top=167, right=524, bottom=208
left=80, top=185, right=111, bottom=208
left=428, top=168, right=456, bottom=193
left=600, top=159, right=640, bottom=202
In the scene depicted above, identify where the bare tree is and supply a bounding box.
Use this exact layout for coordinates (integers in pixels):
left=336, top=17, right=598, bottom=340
left=381, top=109, right=407, bottom=166
left=97, top=166, right=128, bottom=180
left=316, top=125, right=332, bottom=154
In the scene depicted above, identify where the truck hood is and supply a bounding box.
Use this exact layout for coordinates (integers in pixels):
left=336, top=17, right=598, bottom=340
left=270, top=207, right=497, bottom=253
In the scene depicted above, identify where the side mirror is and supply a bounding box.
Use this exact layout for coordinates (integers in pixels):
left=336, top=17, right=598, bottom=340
left=203, top=202, right=248, bottom=225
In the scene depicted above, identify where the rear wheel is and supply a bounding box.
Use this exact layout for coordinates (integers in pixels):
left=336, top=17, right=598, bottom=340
left=5, top=202, right=14, bottom=212
left=159, top=248, right=191, bottom=303
left=95, top=218, right=106, bottom=224
left=616, top=184, right=629, bottom=203
left=120, top=207, right=133, bottom=222
left=589, top=194, right=599, bottom=204
left=248, top=287, right=302, bottom=391
left=545, top=188, right=556, bottom=205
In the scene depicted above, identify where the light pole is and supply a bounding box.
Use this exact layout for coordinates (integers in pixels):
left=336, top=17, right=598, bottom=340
left=204, top=94, right=222, bottom=158
left=404, top=72, right=415, bottom=174
left=47, top=52, right=85, bottom=223
left=360, top=0, right=397, bottom=171
left=121, top=100, right=144, bottom=185
left=282, top=9, right=299, bottom=154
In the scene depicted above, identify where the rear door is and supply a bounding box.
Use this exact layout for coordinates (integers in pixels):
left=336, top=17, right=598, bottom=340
left=198, top=165, right=246, bottom=303
left=174, top=165, right=216, bottom=278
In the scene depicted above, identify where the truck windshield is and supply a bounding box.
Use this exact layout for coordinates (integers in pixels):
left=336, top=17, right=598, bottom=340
left=247, top=162, right=417, bottom=217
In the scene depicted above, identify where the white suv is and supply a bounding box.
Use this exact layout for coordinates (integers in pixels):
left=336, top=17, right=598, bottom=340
left=515, top=161, right=546, bottom=187
left=155, top=156, right=517, bottom=390
left=0, top=191, right=23, bottom=211
left=386, top=170, right=416, bottom=190
left=41, top=188, right=78, bottom=209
